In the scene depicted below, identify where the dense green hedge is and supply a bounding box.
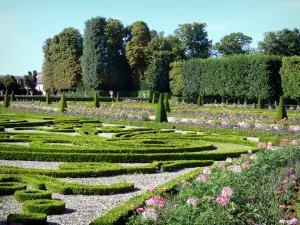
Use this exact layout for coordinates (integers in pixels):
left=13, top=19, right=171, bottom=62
left=181, top=55, right=282, bottom=99
left=7, top=213, right=47, bottom=225
left=23, top=199, right=65, bottom=215
left=14, top=190, right=52, bottom=202
left=0, top=182, right=26, bottom=195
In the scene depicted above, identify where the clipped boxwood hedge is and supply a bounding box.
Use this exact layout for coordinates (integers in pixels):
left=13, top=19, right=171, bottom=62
left=23, top=199, right=65, bottom=215
left=14, top=189, right=52, bottom=202
left=7, top=213, right=47, bottom=225
left=0, top=182, right=26, bottom=195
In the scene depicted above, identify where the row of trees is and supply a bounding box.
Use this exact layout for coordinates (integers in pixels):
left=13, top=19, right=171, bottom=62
left=170, top=55, right=300, bottom=105
left=42, top=16, right=300, bottom=94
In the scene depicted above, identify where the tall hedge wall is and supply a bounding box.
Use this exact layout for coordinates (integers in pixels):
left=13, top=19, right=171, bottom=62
left=280, top=56, right=300, bottom=106
left=181, top=55, right=282, bottom=99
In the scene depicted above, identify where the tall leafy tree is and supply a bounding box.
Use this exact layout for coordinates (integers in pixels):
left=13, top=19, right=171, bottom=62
left=174, top=22, right=212, bottom=59
left=125, top=21, right=151, bottom=88
left=169, top=61, right=184, bottom=96
left=42, top=38, right=57, bottom=93
left=83, top=17, right=108, bottom=89
left=214, top=32, right=253, bottom=56
left=258, top=28, right=300, bottom=56
left=3, top=75, right=18, bottom=92
left=24, top=70, right=37, bottom=91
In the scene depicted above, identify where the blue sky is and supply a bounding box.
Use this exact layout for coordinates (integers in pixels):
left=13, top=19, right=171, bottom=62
left=0, top=0, right=299, bottom=75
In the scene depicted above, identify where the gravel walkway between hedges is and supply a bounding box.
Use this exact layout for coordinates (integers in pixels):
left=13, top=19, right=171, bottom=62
left=0, top=167, right=197, bottom=225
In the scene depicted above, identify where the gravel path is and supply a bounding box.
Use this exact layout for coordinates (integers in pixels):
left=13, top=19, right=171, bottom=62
left=0, top=167, right=197, bottom=225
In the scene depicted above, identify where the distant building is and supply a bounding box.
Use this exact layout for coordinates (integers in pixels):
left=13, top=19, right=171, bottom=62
left=36, top=72, right=45, bottom=95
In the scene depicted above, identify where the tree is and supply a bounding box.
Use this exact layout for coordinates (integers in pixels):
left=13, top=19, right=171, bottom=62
left=94, top=92, right=100, bottom=108
left=155, top=93, right=168, bottom=123
left=169, top=61, right=184, bottom=96
left=280, top=56, right=300, bottom=106
left=83, top=17, right=108, bottom=89
left=152, top=92, right=156, bottom=104
left=42, top=38, right=57, bottom=93
left=24, top=71, right=37, bottom=91
left=258, top=28, right=300, bottom=56
left=10, top=90, right=15, bottom=102
left=125, top=21, right=151, bottom=88
left=174, top=22, right=212, bottom=59
left=214, top=32, right=253, bottom=56
left=59, top=92, right=67, bottom=113
left=46, top=91, right=51, bottom=105
left=164, top=93, right=171, bottom=113
left=3, top=75, right=18, bottom=92
left=276, top=96, right=288, bottom=121
left=2, top=90, right=9, bottom=108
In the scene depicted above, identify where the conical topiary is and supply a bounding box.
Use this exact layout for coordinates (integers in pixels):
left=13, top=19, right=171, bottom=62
left=3, top=90, right=9, bottom=108
left=225, top=99, right=229, bottom=105
left=257, top=96, right=262, bottom=109
left=94, top=92, right=100, bottom=108
left=276, top=96, right=288, bottom=121
left=155, top=93, right=168, bottom=123
left=46, top=91, right=51, bottom=105
left=214, top=98, right=217, bottom=104
left=116, top=92, right=119, bottom=102
left=197, top=94, right=202, bottom=106
left=237, top=98, right=240, bottom=105
left=10, top=90, right=15, bottom=102
left=152, top=92, right=156, bottom=104
left=164, top=93, right=171, bottom=113
left=59, top=92, right=67, bottom=113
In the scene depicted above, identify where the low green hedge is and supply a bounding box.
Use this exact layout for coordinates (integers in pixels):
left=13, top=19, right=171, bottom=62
left=7, top=213, right=47, bottom=225
left=160, top=160, right=214, bottom=172
left=0, top=182, right=26, bottom=195
left=14, top=190, right=52, bottom=202
left=23, top=199, right=65, bottom=215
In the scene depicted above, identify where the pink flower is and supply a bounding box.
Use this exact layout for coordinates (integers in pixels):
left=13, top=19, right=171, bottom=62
left=279, top=205, right=288, bottom=209
left=227, top=165, right=242, bottom=173
left=131, top=204, right=137, bottom=209
left=241, top=154, right=248, bottom=157
left=203, top=167, right=212, bottom=174
left=287, top=218, right=298, bottom=225
left=187, top=197, right=198, bottom=207
left=221, top=187, right=233, bottom=197
left=291, top=180, right=296, bottom=185
left=145, top=196, right=165, bottom=208
left=149, top=187, right=157, bottom=192
left=282, top=180, right=289, bottom=185
left=288, top=168, right=295, bottom=176
left=197, top=173, right=207, bottom=182
left=249, top=154, right=257, bottom=161
left=217, top=162, right=226, bottom=168
left=291, top=140, right=298, bottom=145
left=242, top=161, right=250, bottom=169
left=226, top=158, right=233, bottom=163
left=258, top=142, right=267, bottom=149
left=216, top=194, right=229, bottom=206
left=161, top=187, right=167, bottom=192
left=136, top=207, right=144, bottom=213
left=277, top=188, right=287, bottom=195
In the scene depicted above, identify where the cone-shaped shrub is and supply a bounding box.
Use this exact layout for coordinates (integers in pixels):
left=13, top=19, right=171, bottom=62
left=257, top=96, right=262, bottom=109
left=225, top=99, right=229, bottom=105
left=10, top=90, right=15, bottom=102
left=3, top=90, right=9, bottom=108
left=214, top=99, right=217, bottom=104
left=237, top=98, right=240, bottom=105
left=94, top=93, right=100, bottom=108
left=155, top=93, right=168, bottom=123
left=152, top=92, right=156, bottom=104
left=46, top=91, right=51, bottom=105
left=197, top=94, right=203, bottom=106
left=164, top=93, right=171, bottom=113
left=116, top=92, right=119, bottom=102
left=276, top=96, right=288, bottom=121
left=59, top=92, right=67, bottom=113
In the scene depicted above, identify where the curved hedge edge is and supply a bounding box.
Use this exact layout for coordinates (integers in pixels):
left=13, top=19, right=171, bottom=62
left=160, top=160, right=214, bottom=172
left=14, top=190, right=52, bottom=202
left=0, top=182, right=27, bottom=195
left=90, top=167, right=205, bottom=225
left=23, top=199, right=65, bottom=215
left=7, top=213, right=47, bottom=225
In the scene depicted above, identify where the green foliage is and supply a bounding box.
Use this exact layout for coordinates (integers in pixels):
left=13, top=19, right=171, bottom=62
left=276, top=96, right=288, bottom=121
left=94, top=92, right=100, bottom=108
left=169, top=61, right=184, bottom=96
left=152, top=92, right=156, bottom=104
left=258, top=28, right=300, bottom=56
left=174, top=22, right=212, bottom=59
left=257, top=96, right=263, bottom=109
left=214, top=32, right=253, bottom=56
left=7, top=213, right=47, bottom=225
left=116, top=92, right=120, bottom=102
left=43, top=28, right=83, bottom=92
left=83, top=17, right=108, bottom=89
left=46, top=91, right=51, bottom=105
left=280, top=56, right=300, bottom=105
left=155, top=93, right=168, bottom=123
left=24, top=71, right=37, bottom=91
left=2, top=90, right=9, bottom=108
left=59, top=92, right=67, bottom=113
left=23, top=199, right=65, bottom=215
left=125, top=21, right=151, bottom=88
left=3, top=75, right=19, bottom=91
left=14, top=190, right=52, bottom=202
left=0, top=182, right=26, bottom=195
left=164, top=93, right=171, bottom=113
